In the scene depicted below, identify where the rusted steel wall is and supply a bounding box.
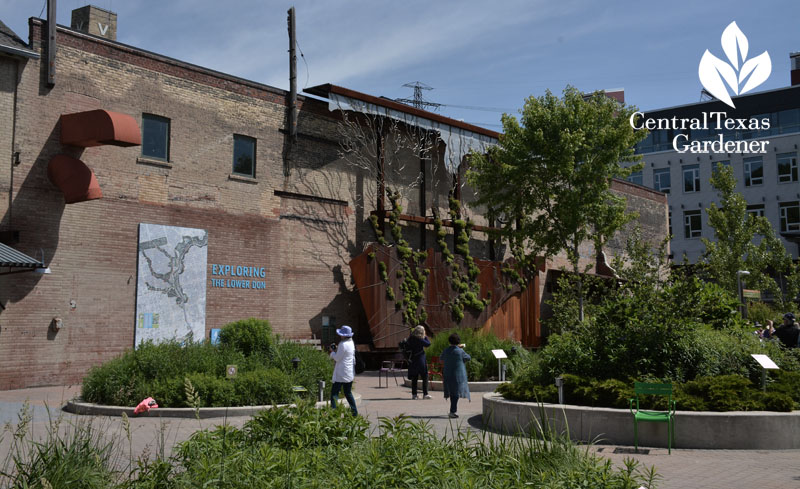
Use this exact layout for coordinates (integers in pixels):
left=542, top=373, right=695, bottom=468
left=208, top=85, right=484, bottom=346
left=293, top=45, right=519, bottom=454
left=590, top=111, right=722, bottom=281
left=350, top=245, right=541, bottom=349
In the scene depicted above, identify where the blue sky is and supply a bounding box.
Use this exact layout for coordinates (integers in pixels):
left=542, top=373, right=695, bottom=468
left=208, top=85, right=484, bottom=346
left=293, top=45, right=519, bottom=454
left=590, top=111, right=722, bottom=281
left=2, top=0, right=799, bottom=130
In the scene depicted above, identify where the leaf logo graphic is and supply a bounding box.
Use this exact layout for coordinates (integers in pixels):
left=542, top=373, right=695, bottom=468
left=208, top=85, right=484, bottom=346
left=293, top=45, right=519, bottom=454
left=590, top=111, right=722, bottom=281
left=698, top=21, right=771, bottom=108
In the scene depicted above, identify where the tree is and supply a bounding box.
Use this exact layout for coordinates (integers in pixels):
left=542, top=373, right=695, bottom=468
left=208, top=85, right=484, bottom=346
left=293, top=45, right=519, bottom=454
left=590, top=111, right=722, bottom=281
left=466, top=86, right=646, bottom=319
left=703, top=163, right=800, bottom=308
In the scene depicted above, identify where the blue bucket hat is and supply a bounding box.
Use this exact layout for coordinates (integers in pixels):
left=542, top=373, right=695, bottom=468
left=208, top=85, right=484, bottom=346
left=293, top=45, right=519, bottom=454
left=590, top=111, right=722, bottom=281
left=784, top=312, right=796, bottom=321
left=336, top=325, right=354, bottom=337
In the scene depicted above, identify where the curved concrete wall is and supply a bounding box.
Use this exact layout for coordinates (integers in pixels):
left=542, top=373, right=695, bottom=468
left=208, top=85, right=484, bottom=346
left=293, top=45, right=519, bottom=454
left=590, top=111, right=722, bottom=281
left=483, top=393, right=800, bottom=449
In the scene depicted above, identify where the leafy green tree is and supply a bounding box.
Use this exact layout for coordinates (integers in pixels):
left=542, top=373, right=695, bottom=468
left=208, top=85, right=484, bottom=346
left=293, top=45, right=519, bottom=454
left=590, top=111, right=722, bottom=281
left=703, top=163, right=800, bottom=308
left=467, top=86, right=646, bottom=319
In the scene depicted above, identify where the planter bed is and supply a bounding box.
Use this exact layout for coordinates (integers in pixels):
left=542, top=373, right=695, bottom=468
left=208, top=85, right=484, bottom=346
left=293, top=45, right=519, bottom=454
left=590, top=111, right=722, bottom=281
left=482, top=393, right=800, bottom=449
left=65, top=394, right=362, bottom=419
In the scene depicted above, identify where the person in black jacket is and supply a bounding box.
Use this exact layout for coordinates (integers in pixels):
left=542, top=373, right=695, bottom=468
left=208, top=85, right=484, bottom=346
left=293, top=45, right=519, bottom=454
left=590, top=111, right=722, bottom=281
left=406, top=325, right=432, bottom=399
left=773, top=312, right=800, bottom=349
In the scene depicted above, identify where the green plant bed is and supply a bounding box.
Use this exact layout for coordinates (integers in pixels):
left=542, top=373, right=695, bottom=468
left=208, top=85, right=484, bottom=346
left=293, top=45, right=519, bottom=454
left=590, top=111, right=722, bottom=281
left=427, top=328, right=531, bottom=381
left=81, top=318, right=333, bottom=408
left=2, top=402, right=660, bottom=488
left=497, top=372, right=800, bottom=412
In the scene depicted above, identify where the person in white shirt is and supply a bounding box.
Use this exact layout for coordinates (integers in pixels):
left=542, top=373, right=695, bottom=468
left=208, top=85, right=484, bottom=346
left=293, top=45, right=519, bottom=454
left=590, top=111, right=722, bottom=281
left=329, top=325, right=358, bottom=416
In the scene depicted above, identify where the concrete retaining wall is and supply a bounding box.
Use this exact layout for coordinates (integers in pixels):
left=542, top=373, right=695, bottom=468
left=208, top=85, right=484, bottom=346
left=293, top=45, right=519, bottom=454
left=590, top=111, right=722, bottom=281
left=483, top=393, right=800, bottom=449
left=65, top=394, right=361, bottom=419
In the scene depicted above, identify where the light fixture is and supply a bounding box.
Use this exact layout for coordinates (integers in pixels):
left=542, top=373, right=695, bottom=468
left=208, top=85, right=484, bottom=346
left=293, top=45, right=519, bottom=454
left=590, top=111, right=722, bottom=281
left=33, top=267, right=51, bottom=274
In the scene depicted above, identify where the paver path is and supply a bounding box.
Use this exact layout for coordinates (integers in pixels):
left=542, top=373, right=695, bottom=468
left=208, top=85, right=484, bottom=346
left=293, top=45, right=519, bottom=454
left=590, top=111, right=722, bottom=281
left=1, top=373, right=799, bottom=488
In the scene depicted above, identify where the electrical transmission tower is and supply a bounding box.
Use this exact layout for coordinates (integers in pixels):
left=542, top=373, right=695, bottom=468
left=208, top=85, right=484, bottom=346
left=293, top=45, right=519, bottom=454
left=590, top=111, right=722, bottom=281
left=396, top=81, right=442, bottom=111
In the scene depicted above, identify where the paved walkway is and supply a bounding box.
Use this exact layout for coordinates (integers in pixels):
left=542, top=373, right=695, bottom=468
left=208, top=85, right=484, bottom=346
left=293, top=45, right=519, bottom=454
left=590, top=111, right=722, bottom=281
left=1, top=374, right=799, bottom=488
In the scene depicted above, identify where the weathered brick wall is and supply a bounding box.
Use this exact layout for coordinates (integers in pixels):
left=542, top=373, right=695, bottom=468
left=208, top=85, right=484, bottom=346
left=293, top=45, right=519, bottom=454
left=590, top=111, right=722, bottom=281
left=0, top=57, right=16, bottom=222
left=0, top=20, right=668, bottom=389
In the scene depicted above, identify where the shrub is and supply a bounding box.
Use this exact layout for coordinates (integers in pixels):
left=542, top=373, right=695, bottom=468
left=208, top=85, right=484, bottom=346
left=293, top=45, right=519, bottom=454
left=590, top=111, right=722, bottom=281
left=272, top=341, right=334, bottom=399
left=427, top=328, right=530, bottom=381
left=218, top=318, right=275, bottom=358
left=81, top=324, right=333, bottom=407
left=242, top=401, right=369, bottom=450
left=81, top=353, right=142, bottom=406
left=232, top=368, right=293, bottom=406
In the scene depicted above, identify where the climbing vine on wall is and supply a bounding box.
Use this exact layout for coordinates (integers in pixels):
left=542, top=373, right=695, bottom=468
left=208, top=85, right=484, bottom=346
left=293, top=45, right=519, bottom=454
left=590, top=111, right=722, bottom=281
left=435, top=196, right=490, bottom=322
left=370, top=190, right=429, bottom=326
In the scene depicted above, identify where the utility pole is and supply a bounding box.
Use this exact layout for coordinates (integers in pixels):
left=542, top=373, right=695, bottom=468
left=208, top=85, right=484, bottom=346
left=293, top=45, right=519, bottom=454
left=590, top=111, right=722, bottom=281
left=287, top=7, right=297, bottom=141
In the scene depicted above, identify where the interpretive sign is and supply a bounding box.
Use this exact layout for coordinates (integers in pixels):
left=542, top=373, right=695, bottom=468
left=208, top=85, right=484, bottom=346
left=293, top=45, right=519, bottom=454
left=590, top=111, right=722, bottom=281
left=135, top=223, right=208, bottom=347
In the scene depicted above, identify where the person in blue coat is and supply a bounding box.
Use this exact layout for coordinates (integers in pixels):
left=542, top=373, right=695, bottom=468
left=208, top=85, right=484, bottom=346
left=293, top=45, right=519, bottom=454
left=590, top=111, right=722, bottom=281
left=406, top=325, right=431, bottom=400
left=441, top=332, right=470, bottom=418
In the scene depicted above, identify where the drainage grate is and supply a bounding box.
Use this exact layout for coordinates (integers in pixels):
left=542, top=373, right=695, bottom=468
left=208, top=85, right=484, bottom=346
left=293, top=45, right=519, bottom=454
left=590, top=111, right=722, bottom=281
left=613, top=447, right=650, bottom=455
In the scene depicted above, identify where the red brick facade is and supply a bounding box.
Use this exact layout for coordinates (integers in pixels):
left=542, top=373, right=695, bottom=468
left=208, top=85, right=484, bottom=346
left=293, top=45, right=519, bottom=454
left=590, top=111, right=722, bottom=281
left=0, top=18, right=668, bottom=389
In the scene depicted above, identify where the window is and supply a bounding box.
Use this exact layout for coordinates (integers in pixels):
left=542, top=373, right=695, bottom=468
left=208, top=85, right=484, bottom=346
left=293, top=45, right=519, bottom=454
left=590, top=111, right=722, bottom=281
left=683, top=164, right=700, bottom=193
left=777, top=152, right=798, bottom=183
left=232, top=135, right=256, bottom=177
left=780, top=201, right=800, bottom=232
left=712, top=160, right=730, bottom=177
left=653, top=168, right=670, bottom=193
left=746, top=204, right=765, bottom=218
left=743, top=156, right=763, bottom=186
left=627, top=170, right=643, bottom=185
left=684, top=210, right=702, bottom=238
left=141, top=114, right=170, bottom=161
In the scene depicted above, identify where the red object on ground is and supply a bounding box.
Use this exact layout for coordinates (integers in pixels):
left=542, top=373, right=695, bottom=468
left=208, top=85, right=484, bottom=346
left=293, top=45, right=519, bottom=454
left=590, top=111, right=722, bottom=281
left=133, top=397, right=159, bottom=415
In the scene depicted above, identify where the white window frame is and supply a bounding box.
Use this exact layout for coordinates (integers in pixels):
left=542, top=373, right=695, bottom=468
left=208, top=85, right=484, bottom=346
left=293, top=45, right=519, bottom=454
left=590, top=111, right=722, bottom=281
left=779, top=201, right=800, bottom=232
left=684, top=210, right=702, bottom=239
left=653, top=168, right=670, bottom=193
left=777, top=152, right=798, bottom=183
left=746, top=204, right=765, bottom=218
left=683, top=165, right=700, bottom=193
left=744, top=156, right=764, bottom=187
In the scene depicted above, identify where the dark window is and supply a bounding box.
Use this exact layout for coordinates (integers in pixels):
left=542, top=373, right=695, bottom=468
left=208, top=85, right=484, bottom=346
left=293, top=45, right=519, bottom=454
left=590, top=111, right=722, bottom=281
left=683, top=164, right=700, bottom=193
left=712, top=160, right=731, bottom=178
left=627, top=170, right=643, bottom=185
left=141, top=114, right=170, bottom=161
left=777, top=152, right=798, bottom=183
left=684, top=210, right=702, bottom=238
left=780, top=202, right=800, bottom=232
left=653, top=168, right=670, bottom=193
left=232, top=135, right=256, bottom=177
left=746, top=204, right=765, bottom=218
left=744, top=156, right=763, bottom=186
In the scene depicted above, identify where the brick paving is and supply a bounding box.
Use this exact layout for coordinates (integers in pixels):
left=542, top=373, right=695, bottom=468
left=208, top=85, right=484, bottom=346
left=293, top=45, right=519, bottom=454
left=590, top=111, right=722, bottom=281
left=1, top=375, right=799, bottom=488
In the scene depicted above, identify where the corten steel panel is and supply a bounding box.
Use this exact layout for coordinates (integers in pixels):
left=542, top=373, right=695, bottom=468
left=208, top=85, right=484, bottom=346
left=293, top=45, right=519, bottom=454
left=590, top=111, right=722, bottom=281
left=60, top=109, right=142, bottom=147
left=47, top=155, right=103, bottom=204
left=350, top=245, right=542, bottom=348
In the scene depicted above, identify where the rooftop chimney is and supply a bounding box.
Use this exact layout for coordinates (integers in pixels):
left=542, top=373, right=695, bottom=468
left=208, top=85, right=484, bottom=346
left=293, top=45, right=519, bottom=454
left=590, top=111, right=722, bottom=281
left=791, top=52, right=800, bottom=86
left=71, top=5, right=117, bottom=41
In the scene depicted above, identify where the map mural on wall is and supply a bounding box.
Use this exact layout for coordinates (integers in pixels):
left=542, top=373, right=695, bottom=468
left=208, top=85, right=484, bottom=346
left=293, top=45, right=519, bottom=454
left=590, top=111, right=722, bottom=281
left=135, top=223, right=208, bottom=347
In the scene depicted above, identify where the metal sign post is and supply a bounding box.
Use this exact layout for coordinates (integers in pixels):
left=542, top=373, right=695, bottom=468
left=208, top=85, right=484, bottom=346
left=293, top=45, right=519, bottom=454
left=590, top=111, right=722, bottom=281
left=751, top=354, right=779, bottom=391
left=492, top=349, right=508, bottom=381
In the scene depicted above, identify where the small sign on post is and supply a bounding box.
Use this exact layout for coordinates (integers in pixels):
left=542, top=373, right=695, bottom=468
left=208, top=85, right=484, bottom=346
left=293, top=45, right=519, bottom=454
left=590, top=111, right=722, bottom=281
left=492, top=349, right=508, bottom=382
left=751, top=354, right=779, bottom=391
left=742, top=289, right=761, bottom=300
left=226, top=364, right=238, bottom=379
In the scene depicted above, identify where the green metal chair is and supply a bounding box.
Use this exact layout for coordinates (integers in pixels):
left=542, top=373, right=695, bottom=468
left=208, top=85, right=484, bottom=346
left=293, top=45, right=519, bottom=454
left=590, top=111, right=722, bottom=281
left=629, top=382, right=676, bottom=454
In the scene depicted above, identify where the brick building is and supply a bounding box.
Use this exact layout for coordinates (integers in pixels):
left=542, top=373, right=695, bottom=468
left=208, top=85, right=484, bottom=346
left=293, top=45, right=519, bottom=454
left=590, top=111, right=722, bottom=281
left=0, top=7, right=667, bottom=389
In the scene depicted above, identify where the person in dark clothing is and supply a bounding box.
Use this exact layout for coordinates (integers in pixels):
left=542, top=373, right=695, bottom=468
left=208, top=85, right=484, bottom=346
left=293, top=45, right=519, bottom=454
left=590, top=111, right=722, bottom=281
left=406, top=325, right=432, bottom=399
left=441, top=332, right=470, bottom=418
left=773, top=312, right=800, bottom=349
